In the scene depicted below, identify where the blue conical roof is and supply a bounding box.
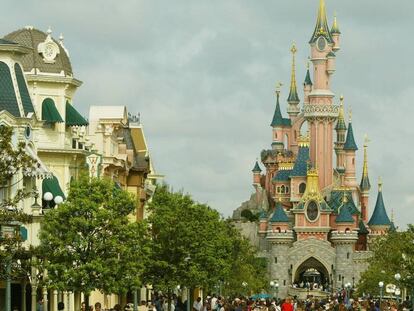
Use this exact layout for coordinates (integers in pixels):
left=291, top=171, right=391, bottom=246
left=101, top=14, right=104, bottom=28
left=358, top=220, right=369, bottom=234
left=270, top=202, right=289, bottom=223
left=343, top=122, right=358, bottom=151
left=368, top=187, right=391, bottom=226
left=259, top=210, right=267, bottom=220
left=304, top=68, right=312, bottom=86
left=270, top=93, right=291, bottom=127
left=252, top=161, right=262, bottom=173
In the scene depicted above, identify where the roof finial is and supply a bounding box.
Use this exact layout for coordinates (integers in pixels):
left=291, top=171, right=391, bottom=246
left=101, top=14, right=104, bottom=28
left=363, top=134, right=370, bottom=177
left=348, top=107, right=352, bottom=123
left=331, top=11, right=341, bottom=34
left=275, top=82, right=282, bottom=96
left=378, top=176, right=383, bottom=192
left=47, top=26, right=52, bottom=36
left=59, top=33, right=64, bottom=43
left=287, top=43, right=300, bottom=103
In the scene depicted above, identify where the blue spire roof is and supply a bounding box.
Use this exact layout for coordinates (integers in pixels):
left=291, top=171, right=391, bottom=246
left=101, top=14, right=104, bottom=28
left=270, top=202, right=289, bottom=223
left=343, top=122, right=358, bottom=151
left=273, top=169, right=292, bottom=182
left=336, top=204, right=354, bottom=223
left=252, top=161, right=262, bottom=173
left=259, top=210, right=267, bottom=220
left=270, top=92, right=291, bottom=127
left=358, top=220, right=369, bottom=234
left=368, top=185, right=391, bottom=226
left=291, top=145, right=310, bottom=177
left=304, top=68, right=312, bottom=86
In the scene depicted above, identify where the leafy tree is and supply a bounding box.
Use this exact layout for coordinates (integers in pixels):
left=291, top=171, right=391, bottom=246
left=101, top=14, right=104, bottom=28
left=145, top=184, right=268, bottom=301
left=144, top=184, right=235, bottom=295
left=0, top=125, right=38, bottom=276
left=358, top=227, right=414, bottom=297
left=38, top=175, right=150, bottom=304
left=241, top=209, right=259, bottom=222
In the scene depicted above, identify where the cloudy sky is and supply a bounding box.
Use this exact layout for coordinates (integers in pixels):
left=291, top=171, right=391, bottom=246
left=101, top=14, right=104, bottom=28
left=3, top=0, right=414, bottom=226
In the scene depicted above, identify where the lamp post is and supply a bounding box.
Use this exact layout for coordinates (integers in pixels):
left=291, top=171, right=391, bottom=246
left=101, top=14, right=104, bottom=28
left=345, top=283, right=351, bottom=305
left=242, top=282, right=248, bottom=297
left=275, top=282, right=279, bottom=300
left=379, top=281, right=384, bottom=309
left=43, top=192, right=53, bottom=210
left=395, top=273, right=401, bottom=305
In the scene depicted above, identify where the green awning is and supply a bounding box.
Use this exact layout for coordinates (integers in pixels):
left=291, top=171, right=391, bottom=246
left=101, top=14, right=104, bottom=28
left=66, top=101, right=89, bottom=126
left=42, top=175, right=66, bottom=199
left=42, top=98, right=64, bottom=123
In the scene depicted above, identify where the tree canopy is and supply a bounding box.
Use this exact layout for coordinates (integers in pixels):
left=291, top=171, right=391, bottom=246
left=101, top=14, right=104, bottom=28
left=358, top=226, right=414, bottom=297
left=38, top=175, right=150, bottom=296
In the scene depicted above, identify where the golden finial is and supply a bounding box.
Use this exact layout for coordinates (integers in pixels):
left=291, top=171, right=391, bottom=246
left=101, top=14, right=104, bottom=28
left=378, top=176, right=383, bottom=192
left=342, top=193, right=348, bottom=204
left=362, top=134, right=369, bottom=178
left=348, top=107, right=352, bottom=122
left=306, top=59, right=310, bottom=70
left=288, top=43, right=298, bottom=101
left=291, top=42, right=297, bottom=55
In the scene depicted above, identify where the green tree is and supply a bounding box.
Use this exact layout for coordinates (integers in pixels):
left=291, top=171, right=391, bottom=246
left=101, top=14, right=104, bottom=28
left=144, top=184, right=234, bottom=295
left=358, top=227, right=414, bottom=297
left=38, top=175, right=149, bottom=304
left=0, top=125, right=37, bottom=275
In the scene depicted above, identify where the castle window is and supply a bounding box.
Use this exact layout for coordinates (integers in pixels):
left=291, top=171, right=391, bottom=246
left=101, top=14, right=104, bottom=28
left=352, top=158, right=355, bottom=165
left=274, top=257, right=278, bottom=264
left=277, top=187, right=280, bottom=193
left=283, top=280, right=286, bottom=286
left=299, top=183, right=306, bottom=194
left=347, top=252, right=350, bottom=259
left=338, top=274, right=341, bottom=281
left=286, top=186, right=289, bottom=194
left=281, top=185, right=285, bottom=193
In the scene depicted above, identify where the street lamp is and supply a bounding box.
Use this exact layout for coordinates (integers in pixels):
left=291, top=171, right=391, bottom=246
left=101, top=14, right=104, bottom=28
left=275, top=282, right=279, bottom=300
left=43, top=191, right=53, bottom=209
left=345, top=283, right=352, bottom=305
left=270, top=281, right=279, bottom=299
left=242, top=282, right=248, bottom=297
left=54, top=195, right=63, bottom=205
left=379, top=281, right=384, bottom=308
left=395, top=273, right=401, bottom=305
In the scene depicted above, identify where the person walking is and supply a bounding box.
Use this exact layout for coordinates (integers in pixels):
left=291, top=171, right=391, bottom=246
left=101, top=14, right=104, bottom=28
left=281, top=298, right=293, bottom=311
left=193, top=298, right=202, bottom=311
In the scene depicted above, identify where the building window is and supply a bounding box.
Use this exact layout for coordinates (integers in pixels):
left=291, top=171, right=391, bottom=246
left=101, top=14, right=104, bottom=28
left=281, top=185, right=285, bottom=193
left=274, top=257, right=277, bottom=264
left=277, top=187, right=280, bottom=193
left=286, top=186, right=289, bottom=194
left=283, top=280, right=286, bottom=286
left=0, top=179, right=10, bottom=202
left=352, top=158, right=355, bottom=165
left=72, top=139, right=77, bottom=149
left=338, top=274, right=341, bottom=281
left=347, top=252, right=350, bottom=259
left=299, top=183, right=306, bottom=194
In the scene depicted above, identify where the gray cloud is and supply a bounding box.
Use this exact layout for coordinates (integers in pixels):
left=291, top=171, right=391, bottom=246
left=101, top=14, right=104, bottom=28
left=2, top=0, right=414, bottom=227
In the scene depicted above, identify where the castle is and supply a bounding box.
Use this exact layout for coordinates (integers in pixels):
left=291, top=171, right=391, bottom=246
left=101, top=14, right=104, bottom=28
left=232, top=0, right=394, bottom=298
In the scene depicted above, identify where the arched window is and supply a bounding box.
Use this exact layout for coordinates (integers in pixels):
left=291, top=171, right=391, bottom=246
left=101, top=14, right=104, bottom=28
left=299, top=183, right=306, bottom=194
left=352, top=158, right=355, bottom=165
left=347, top=252, right=350, bottom=259
left=277, top=187, right=280, bottom=193
left=276, top=227, right=281, bottom=233
left=281, top=185, right=285, bottom=194
left=286, top=186, right=289, bottom=194
left=300, top=120, right=309, bottom=137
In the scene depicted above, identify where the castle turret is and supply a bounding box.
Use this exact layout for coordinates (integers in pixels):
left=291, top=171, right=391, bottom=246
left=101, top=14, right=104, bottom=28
left=368, top=178, right=391, bottom=235
left=331, top=13, right=341, bottom=52
left=343, top=111, right=358, bottom=188
left=335, top=96, right=347, bottom=175
left=252, top=160, right=262, bottom=185
left=271, top=85, right=291, bottom=151
left=335, top=196, right=356, bottom=232
left=359, top=136, right=371, bottom=222
left=303, top=62, right=313, bottom=105
left=287, top=44, right=300, bottom=119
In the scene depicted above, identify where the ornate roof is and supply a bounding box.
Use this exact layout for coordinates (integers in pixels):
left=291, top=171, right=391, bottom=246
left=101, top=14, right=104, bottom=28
left=343, top=122, right=358, bottom=150
left=270, top=91, right=291, bottom=127
left=358, top=220, right=369, bottom=234
left=304, top=68, right=313, bottom=86
left=273, top=169, right=292, bottom=182
left=360, top=139, right=371, bottom=191
left=331, top=14, right=341, bottom=34
left=309, top=0, right=334, bottom=44
left=287, top=44, right=300, bottom=103
left=329, top=190, right=359, bottom=215
left=252, top=161, right=262, bottom=173
left=4, top=27, right=73, bottom=76
left=0, top=61, right=20, bottom=117
left=291, top=145, right=310, bottom=177
left=270, top=202, right=289, bottom=223
left=368, top=181, right=391, bottom=226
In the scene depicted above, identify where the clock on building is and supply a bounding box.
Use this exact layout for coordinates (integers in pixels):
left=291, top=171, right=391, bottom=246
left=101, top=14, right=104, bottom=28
left=317, top=36, right=326, bottom=51
left=306, top=200, right=319, bottom=221
left=37, top=34, right=59, bottom=63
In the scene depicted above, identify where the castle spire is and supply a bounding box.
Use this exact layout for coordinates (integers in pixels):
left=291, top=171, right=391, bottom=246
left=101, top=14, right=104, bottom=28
left=331, top=13, right=341, bottom=34
left=309, top=0, right=333, bottom=44
left=287, top=43, right=300, bottom=103
left=271, top=83, right=290, bottom=127
left=343, top=109, right=358, bottom=151
left=368, top=178, right=391, bottom=226
left=304, top=60, right=313, bottom=86
left=360, top=135, right=371, bottom=191
left=335, top=95, right=347, bottom=131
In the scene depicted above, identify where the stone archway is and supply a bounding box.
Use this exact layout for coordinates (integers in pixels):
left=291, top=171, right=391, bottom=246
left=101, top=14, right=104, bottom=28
left=294, top=257, right=330, bottom=288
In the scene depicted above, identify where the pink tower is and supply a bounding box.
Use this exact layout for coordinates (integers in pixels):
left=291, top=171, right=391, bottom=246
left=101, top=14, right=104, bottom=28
left=304, top=0, right=340, bottom=189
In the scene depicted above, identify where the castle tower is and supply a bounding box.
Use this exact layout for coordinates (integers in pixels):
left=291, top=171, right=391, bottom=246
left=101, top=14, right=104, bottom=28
left=303, top=62, right=313, bottom=105
left=287, top=44, right=300, bottom=119
left=359, top=136, right=371, bottom=222
left=305, top=0, right=339, bottom=189
left=335, top=96, right=347, bottom=176
left=331, top=13, right=341, bottom=52
left=271, top=84, right=291, bottom=151
left=343, top=111, right=358, bottom=188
